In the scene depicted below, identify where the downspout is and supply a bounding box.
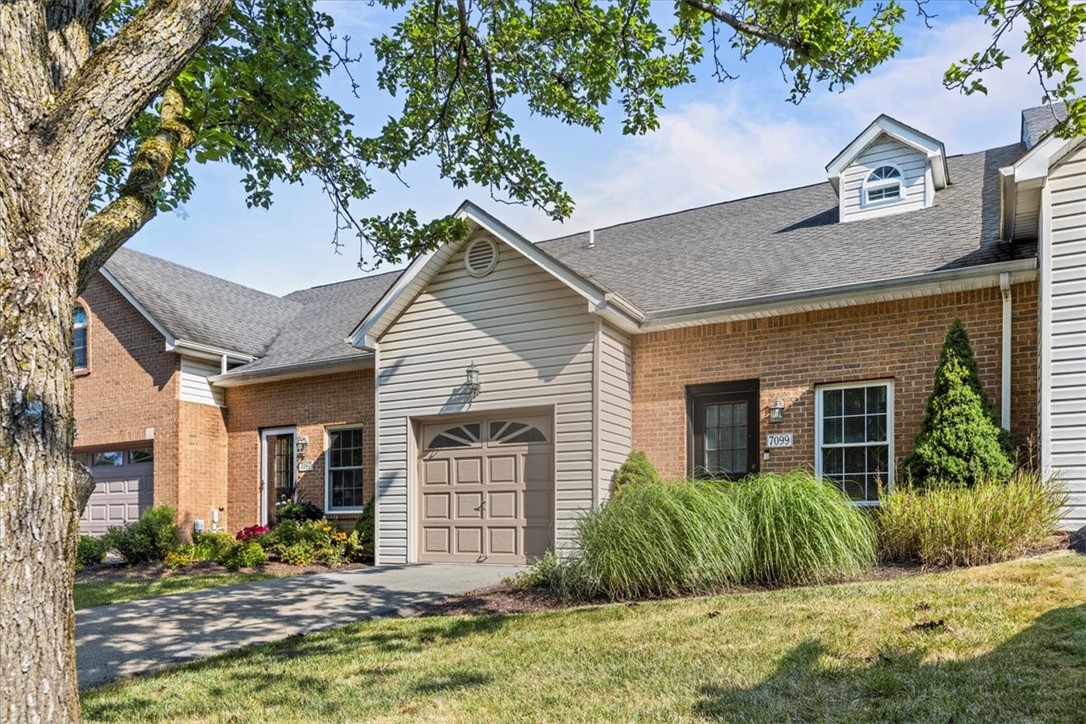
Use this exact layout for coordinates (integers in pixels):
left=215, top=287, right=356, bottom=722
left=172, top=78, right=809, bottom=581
left=1000, top=272, right=1012, bottom=431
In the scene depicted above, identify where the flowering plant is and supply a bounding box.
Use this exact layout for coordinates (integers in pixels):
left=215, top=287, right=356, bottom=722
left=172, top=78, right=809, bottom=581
left=236, top=524, right=270, bottom=542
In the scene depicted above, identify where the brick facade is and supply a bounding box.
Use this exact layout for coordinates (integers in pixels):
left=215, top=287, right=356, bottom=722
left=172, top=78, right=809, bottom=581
left=631, top=282, right=1039, bottom=480
left=73, top=276, right=181, bottom=506
left=224, top=370, right=375, bottom=529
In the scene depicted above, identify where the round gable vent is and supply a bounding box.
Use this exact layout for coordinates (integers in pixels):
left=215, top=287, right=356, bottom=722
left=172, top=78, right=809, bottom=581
left=464, top=236, right=499, bottom=277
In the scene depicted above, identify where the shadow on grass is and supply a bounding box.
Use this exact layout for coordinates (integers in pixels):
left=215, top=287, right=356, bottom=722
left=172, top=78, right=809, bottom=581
left=82, top=614, right=508, bottom=721
left=695, top=605, right=1086, bottom=722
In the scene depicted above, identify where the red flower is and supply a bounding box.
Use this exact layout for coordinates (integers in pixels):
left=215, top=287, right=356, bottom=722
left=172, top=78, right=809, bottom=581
left=237, top=525, right=270, bottom=541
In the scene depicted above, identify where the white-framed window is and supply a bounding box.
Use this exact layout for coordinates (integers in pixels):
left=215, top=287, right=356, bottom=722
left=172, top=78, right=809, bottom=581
left=815, top=381, right=893, bottom=505
left=863, top=164, right=904, bottom=206
left=325, top=425, right=364, bottom=513
left=73, top=305, right=88, bottom=371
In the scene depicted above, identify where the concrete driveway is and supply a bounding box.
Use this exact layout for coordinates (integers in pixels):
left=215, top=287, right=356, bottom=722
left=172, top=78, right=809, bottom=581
left=77, top=563, right=522, bottom=689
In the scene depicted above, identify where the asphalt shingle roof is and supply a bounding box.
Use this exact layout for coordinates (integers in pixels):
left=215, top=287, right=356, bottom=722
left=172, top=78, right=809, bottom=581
left=538, top=143, right=1035, bottom=314
left=232, top=272, right=400, bottom=374
left=104, top=248, right=303, bottom=357
left=1022, top=102, right=1068, bottom=148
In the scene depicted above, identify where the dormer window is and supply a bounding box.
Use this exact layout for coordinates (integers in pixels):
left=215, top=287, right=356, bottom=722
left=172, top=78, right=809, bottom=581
left=73, top=305, right=88, bottom=371
left=864, top=165, right=903, bottom=205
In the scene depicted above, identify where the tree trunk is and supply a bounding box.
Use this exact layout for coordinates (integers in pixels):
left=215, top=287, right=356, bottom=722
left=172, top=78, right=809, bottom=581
left=0, top=154, right=83, bottom=721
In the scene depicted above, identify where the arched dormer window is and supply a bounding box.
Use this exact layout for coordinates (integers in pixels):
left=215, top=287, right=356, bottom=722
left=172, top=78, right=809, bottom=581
left=73, top=305, right=88, bottom=371
left=863, top=165, right=903, bottom=206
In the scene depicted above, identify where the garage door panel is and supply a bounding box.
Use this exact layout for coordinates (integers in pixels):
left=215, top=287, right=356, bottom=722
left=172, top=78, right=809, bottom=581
left=423, top=459, right=449, bottom=485
left=455, top=458, right=482, bottom=484
left=423, top=493, right=450, bottom=519
left=456, top=492, right=484, bottom=519
left=423, top=527, right=451, bottom=554
left=488, top=456, right=517, bottom=483
left=488, top=527, right=519, bottom=556
left=488, top=490, right=518, bottom=519
left=524, top=452, right=550, bottom=483
left=455, top=527, right=483, bottom=555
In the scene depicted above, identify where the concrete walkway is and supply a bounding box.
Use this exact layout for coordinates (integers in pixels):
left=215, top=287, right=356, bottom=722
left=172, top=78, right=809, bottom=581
left=76, top=564, right=522, bottom=689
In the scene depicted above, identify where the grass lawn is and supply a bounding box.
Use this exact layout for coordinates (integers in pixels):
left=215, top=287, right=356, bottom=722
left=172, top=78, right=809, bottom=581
left=74, top=572, right=278, bottom=610
left=82, top=551, right=1086, bottom=722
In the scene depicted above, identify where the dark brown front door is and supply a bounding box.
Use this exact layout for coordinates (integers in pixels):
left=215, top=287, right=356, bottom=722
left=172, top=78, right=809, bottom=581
left=689, top=381, right=760, bottom=479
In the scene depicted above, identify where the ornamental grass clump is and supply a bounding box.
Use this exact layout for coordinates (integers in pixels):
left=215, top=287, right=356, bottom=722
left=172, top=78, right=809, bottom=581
left=730, top=471, right=877, bottom=585
left=575, top=479, right=753, bottom=600
left=877, top=471, right=1066, bottom=567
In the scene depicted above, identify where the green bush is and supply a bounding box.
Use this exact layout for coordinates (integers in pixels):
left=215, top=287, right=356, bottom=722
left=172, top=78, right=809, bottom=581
left=103, top=505, right=182, bottom=564
left=275, top=500, right=324, bottom=523
left=506, top=550, right=586, bottom=601
left=259, top=518, right=353, bottom=566
left=353, top=498, right=376, bottom=564
left=730, top=471, right=877, bottom=585
left=76, top=535, right=107, bottom=572
left=902, top=319, right=1014, bottom=487
left=613, top=451, right=661, bottom=494
left=877, top=472, right=1066, bottom=567
left=575, top=479, right=753, bottom=600
left=219, top=540, right=268, bottom=570
left=164, top=531, right=243, bottom=569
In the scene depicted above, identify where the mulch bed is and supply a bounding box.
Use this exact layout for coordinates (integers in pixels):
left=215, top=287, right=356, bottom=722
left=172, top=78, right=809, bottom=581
left=419, top=535, right=1074, bottom=618
left=76, top=559, right=369, bottom=582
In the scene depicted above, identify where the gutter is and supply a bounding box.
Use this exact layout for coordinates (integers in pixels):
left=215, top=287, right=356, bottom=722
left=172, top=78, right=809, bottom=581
left=209, top=354, right=374, bottom=387
left=169, top=338, right=256, bottom=364
left=1000, top=272, right=1012, bottom=430
left=640, top=258, right=1038, bottom=330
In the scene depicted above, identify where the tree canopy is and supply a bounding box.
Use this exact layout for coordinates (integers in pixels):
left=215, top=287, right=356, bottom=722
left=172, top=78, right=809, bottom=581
left=89, top=0, right=1086, bottom=284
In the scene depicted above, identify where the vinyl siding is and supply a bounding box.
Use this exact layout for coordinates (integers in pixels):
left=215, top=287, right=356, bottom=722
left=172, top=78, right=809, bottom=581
left=376, top=241, right=598, bottom=563
left=597, top=322, right=632, bottom=504
left=841, top=135, right=930, bottom=222
left=179, top=358, right=224, bottom=407
left=1045, top=142, right=1086, bottom=529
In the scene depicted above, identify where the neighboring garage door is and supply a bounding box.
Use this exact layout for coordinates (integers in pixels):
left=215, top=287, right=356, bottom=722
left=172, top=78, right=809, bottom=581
left=78, top=447, right=154, bottom=536
left=419, top=416, right=553, bottom=564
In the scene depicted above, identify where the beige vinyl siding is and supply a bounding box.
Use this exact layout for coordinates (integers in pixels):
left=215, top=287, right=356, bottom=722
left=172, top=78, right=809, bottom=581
left=376, top=242, right=597, bottom=563
left=179, top=358, right=224, bottom=407
left=1046, top=142, right=1086, bottom=529
left=597, top=322, right=632, bottom=504
left=1015, top=186, right=1042, bottom=240
left=841, top=135, right=930, bottom=222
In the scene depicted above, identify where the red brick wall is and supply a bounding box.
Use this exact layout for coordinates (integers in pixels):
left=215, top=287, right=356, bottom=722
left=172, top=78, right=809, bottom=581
left=225, top=370, right=375, bottom=530
left=631, top=282, right=1039, bottom=479
left=73, top=275, right=180, bottom=504
left=177, top=401, right=229, bottom=531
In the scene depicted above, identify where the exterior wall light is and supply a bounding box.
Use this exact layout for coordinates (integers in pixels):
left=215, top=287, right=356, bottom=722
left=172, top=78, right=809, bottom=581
left=768, top=398, right=785, bottom=424
left=295, top=436, right=309, bottom=455
left=466, top=362, right=482, bottom=398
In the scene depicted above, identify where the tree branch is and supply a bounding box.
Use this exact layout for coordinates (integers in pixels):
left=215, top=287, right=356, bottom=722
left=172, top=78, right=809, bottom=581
left=0, top=0, right=52, bottom=129
left=678, top=0, right=808, bottom=54
left=77, top=86, right=196, bottom=292
left=44, top=0, right=110, bottom=92
left=42, top=0, right=232, bottom=210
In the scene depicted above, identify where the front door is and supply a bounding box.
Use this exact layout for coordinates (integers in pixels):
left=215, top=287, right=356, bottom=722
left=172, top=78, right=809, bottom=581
left=261, top=428, right=295, bottom=524
left=689, top=382, right=760, bottom=479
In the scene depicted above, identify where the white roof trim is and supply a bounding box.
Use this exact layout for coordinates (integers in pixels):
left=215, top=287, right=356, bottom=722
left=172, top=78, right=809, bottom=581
left=98, top=267, right=177, bottom=349
left=350, top=201, right=644, bottom=347
left=999, top=133, right=1086, bottom=239
left=826, top=114, right=948, bottom=193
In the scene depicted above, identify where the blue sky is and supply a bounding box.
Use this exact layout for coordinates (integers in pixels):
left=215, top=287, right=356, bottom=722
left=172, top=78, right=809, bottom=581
left=128, top=1, right=1054, bottom=295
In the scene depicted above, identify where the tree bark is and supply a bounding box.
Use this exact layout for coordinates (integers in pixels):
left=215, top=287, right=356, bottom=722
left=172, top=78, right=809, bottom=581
left=1, top=2, right=232, bottom=720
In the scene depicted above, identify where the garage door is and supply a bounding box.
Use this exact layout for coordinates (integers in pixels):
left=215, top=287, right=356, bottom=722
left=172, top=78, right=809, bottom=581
left=419, top=416, right=553, bottom=564
left=78, top=447, right=154, bottom=536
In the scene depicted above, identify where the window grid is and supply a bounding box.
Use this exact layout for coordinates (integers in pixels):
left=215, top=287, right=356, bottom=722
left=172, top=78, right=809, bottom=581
left=327, top=427, right=364, bottom=511
left=704, top=401, right=748, bottom=477
left=864, top=165, right=903, bottom=205
left=818, top=383, right=892, bottom=503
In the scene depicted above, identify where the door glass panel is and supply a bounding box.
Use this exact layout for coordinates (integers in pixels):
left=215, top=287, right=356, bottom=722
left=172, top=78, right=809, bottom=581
left=703, top=401, right=747, bottom=477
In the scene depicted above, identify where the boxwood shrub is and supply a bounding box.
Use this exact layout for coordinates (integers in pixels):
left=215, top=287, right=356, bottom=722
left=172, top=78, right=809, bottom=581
left=102, top=505, right=181, bottom=564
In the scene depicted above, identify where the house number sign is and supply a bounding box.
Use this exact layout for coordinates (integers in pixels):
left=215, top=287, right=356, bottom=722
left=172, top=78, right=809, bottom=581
left=766, top=432, right=794, bottom=448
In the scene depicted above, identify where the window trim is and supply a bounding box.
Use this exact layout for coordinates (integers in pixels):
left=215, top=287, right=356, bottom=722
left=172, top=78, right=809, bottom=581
left=862, top=164, right=905, bottom=208
left=324, top=424, right=365, bottom=514
left=73, top=304, right=89, bottom=373
left=814, top=379, right=895, bottom=506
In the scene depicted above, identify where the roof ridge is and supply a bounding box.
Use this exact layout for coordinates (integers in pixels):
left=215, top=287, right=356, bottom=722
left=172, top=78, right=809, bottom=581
left=284, top=266, right=405, bottom=298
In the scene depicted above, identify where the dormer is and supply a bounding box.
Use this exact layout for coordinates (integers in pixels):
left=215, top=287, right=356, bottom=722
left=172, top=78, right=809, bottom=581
left=826, top=115, right=949, bottom=223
